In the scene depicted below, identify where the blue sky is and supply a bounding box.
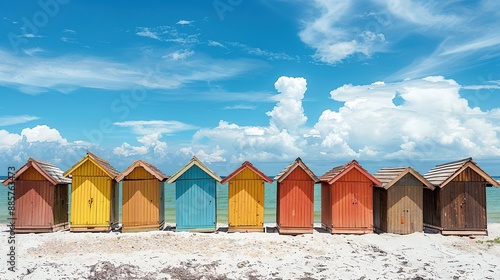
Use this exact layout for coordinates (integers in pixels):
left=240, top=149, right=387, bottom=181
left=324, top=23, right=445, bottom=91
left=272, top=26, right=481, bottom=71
left=1, top=0, right=499, bottom=176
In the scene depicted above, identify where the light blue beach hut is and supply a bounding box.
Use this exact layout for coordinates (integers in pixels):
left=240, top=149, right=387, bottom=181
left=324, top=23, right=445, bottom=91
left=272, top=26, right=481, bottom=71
left=167, top=156, right=222, bottom=232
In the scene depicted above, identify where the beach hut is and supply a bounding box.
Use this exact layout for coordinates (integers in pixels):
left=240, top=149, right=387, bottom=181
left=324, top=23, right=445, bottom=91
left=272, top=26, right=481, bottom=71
left=423, top=158, right=499, bottom=235
left=373, top=167, right=435, bottom=234
left=220, top=161, right=273, bottom=232
left=275, top=158, right=318, bottom=234
left=320, top=160, right=381, bottom=234
left=2, top=158, right=71, bottom=233
left=63, top=151, right=120, bottom=232
left=167, top=156, right=221, bottom=232
left=116, top=160, right=168, bottom=232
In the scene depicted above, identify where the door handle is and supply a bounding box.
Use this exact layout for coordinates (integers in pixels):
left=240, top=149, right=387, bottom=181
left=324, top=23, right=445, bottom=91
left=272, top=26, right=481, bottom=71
left=88, top=198, right=93, bottom=206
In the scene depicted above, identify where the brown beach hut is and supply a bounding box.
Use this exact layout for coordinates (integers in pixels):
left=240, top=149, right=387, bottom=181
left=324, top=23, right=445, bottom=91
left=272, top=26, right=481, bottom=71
left=275, top=158, right=318, bottom=234
left=116, top=160, right=168, bottom=232
left=320, top=160, right=381, bottom=234
left=373, top=167, right=435, bottom=234
left=64, top=151, right=120, bottom=232
left=423, top=158, right=499, bottom=235
left=3, top=158, right=71, bottom=233
left=221, top=161, right=273, bottom=232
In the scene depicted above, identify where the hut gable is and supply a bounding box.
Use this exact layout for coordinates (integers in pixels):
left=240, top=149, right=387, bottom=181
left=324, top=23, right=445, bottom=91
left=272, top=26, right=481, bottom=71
left=425, top=158, right=499, bottom=188
left=167, top=156, right=222, bottom=183
left=63, top=151, right=120, bottom=179
left=116, top=160, right=168, bottom=182
left=374, top=167, right=434, bottom=190
left=320, top=160, right=381, bottom=186
left=274, top=157, right=318, bottom=183
left=221, top=161, right=272, bottom=184
left=3, top=158, right=70, bottom=186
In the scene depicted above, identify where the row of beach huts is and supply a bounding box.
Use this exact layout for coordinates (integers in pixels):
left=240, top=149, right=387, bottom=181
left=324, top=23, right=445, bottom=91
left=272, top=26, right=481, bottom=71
left=3, top=151, right=499, bottom=236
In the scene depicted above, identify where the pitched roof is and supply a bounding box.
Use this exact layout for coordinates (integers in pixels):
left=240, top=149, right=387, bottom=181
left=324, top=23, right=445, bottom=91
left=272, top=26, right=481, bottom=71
left=424, top=158, right=499, bottom=187
left=167, top=156, right=222, bottom=183
left=220, top=161, right=272, bottom=184
left=3, top=158, right=71, bottom=186
left=373, top=167, right=434, bottom=190
left=63, top=151, right=120, bottom=179
left=274, top=157, right=318, bottom=183
left=319, top=160, right=381, bottom=186
left=115, top=160, right=169, bottom=182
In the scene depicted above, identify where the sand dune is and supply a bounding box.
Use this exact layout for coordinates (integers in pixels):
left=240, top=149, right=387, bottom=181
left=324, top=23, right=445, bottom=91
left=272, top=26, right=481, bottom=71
left=1, top=224, right=499, bottom=279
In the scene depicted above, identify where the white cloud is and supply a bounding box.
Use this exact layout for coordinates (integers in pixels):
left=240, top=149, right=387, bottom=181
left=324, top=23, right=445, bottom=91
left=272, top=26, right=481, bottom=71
left=0, top=130, right=22, bottom=149
left=208, top=40, right=225, bottom=48
left=176, top=20, right=193, bottom=25
left=22, top=47, right=44, bottom=56
left=163, top=49, right=195, bottom=61
left=135, top=27, right=161, bottom=40
left=63, top=29, right=76, bottom=34
left=379, top=0, right=459, bottom=27
left=0, top=115, right=39, bottom=126
left=266, top=76, right=308, bottom=130
left=21, top=125, right=68, bottom=144
left=19, top=34, right=44, bottom=38
left=0, top=48, right=264, bottom=94
left=180, top=145, right=226, bottom=163
left=113, top=132, right=168, bottom=158
left=298, top=0, right=386, bottom=64
left=223, top=105, right=256, bottom=110
left=113, top=120, right=198, bottom=135
left=228, top=42, right=295, bottom=60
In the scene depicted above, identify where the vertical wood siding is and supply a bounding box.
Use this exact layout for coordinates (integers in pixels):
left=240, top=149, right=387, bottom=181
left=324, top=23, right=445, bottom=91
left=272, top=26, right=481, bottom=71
left=330, top=168, right=373, bottom=232
left=277, top=167, right=314, bottom=230
left=228, top=168, right=265, bottom=228
left=122, top=166, right=162, bottom=230
left=14, top=180, right=54, bottom=229
left=440, top=167, right=487, bottom=231
left=385, top=174, right=423, bottom=234
left=176, top=165, right=216, bottom=231
left=321, top=182, right=332, bottom=228
left=70, top=160, right=114, bottom=228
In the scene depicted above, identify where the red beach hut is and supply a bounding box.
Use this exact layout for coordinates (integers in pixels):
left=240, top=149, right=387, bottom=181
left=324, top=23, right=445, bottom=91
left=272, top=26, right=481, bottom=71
left=275, top=158, right=318, bottom=234
left=3, top=158, right=71, bottom=233
left=320, top=160, right=381, bottom=234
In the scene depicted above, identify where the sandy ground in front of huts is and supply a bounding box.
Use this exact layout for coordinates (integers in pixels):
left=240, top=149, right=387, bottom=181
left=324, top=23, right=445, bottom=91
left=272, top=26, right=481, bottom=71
left=0, top=223, right=499, bottom=280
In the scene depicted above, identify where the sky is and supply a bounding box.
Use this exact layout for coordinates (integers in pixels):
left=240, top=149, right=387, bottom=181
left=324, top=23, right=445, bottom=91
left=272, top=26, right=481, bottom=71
left=0, top=0, right=499, bottom=177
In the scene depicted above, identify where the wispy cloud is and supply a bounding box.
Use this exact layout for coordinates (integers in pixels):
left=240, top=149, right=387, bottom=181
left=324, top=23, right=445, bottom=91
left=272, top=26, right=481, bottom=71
left=229, top=42, right=296, bottom=60
left=0, top=115, right=39, bottom=126
left=63, top=29, right=76, bottom=34
left=22, top=47, right=44, bottom=56
left=19, top=33, right=44, bottom=38
left=176, top=20, right=193, bottom=25
left=223, top=105, right=257, bottom=110
left=163, top=49, right=195, bottom=61
left=208, top=40, right=226, bottom=48
left=113, top=120, right=198, bottom=135
left=0, top=48, right=264, bottom=94
left=135, top=27, right=161, bottom=40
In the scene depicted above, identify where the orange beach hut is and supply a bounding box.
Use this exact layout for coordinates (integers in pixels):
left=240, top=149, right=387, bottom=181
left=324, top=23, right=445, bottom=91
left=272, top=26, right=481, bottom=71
left=275, top=158, right=318, bottom=234
left=64, top=151, right=120, bottom=232
left=3, top=158, right=71, bottom=233
left=221, top=161, right=272, bottom=232
left=320, top=160, right=381, bottom=234
left=116, top=160, right=168, bottom=232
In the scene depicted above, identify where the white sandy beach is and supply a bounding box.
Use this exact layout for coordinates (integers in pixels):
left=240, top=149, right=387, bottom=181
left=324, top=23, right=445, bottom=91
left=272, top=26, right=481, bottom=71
left=1, top=223, right=499, bottom=280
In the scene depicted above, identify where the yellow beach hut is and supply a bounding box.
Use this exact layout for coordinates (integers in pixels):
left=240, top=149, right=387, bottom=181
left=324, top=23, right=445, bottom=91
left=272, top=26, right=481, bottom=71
left=220, top=161, right=273, bottom=232
left=116, top=160, right=168, bottom=232
left=64, top=151, right=120, bottom=232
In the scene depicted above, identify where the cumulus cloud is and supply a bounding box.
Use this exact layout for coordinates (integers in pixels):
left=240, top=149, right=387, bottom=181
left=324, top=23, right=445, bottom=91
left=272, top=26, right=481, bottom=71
left=266, top=76, right=308, bottom=130
left=21, top=125, right=68, bottom=144
left=113, top=132, right=168, bottom=158
left=312, top=76, right=500, bottom=161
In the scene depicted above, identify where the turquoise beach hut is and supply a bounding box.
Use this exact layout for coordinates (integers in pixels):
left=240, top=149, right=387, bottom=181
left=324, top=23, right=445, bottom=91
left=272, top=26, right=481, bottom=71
left=167, top=156, right=222, bottom=232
